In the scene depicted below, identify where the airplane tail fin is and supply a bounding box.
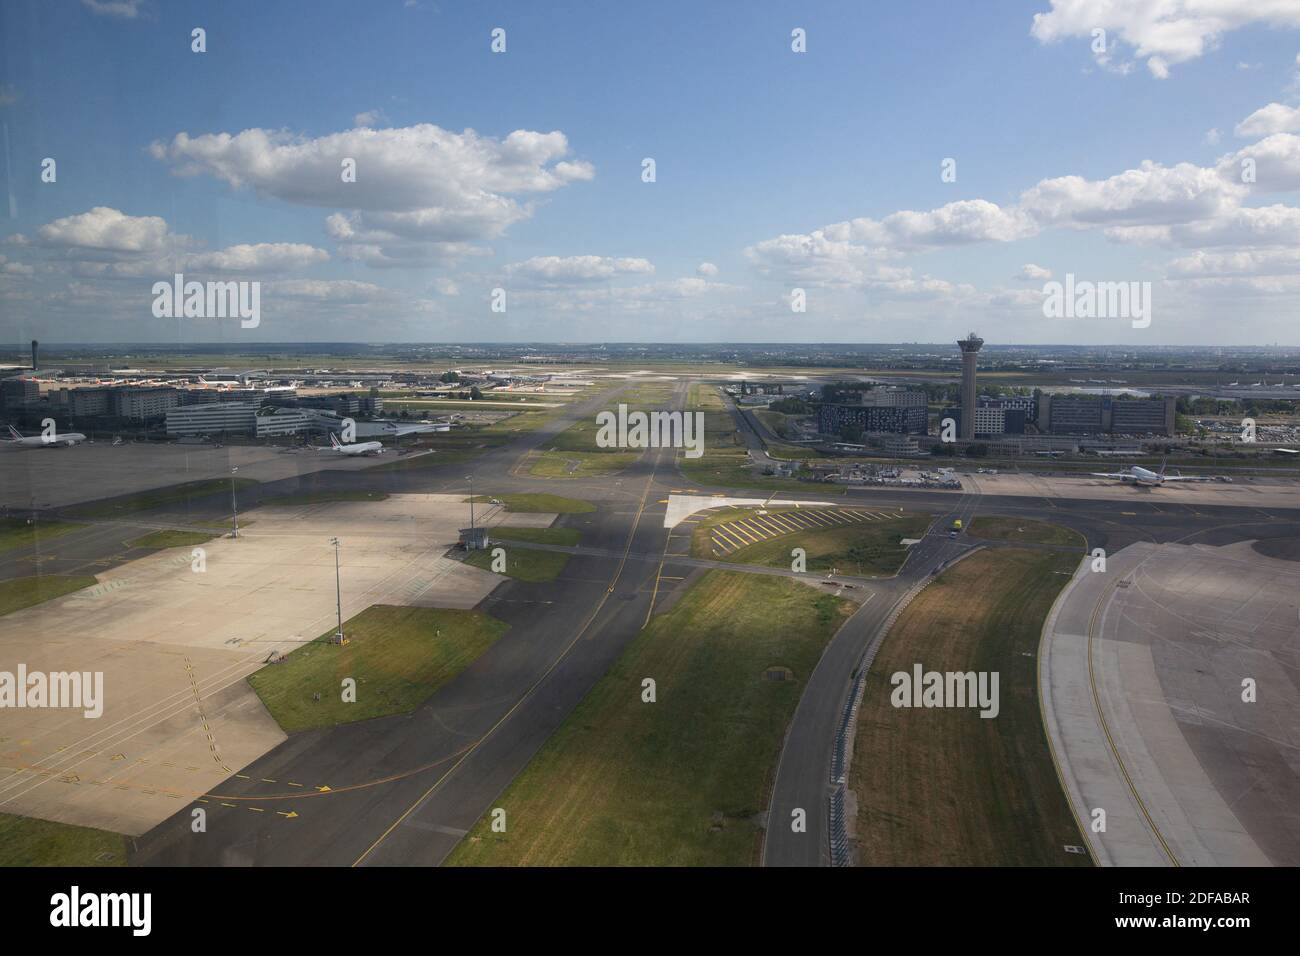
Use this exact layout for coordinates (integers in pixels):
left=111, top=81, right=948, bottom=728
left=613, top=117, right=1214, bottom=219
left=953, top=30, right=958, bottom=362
left=6, top=425, right=20, bottom=441
left=329, top=432, right=341, bottom=449
left=1158, top=457, right=1167, bottom=479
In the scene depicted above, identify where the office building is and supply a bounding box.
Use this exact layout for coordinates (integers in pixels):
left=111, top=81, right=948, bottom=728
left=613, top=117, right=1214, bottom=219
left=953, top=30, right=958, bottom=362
left=254, top=407, right=314, bottom=437
left=165, top=402, right=259, bottom=437
left=1037, top=394, right=1176, bottom=436
left=863, top=388, right=927, bottom=409
left=1, top=376, right=40, bottom=408
left=818, top=402, right=927, bottom=436
left=113, top=387, right=181, bottom=421
left=881, top=433, right=921, bottom=456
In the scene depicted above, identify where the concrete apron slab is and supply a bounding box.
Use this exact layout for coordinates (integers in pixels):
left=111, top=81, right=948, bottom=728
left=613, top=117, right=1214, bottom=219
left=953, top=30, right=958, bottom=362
left=0, top=493, right=503, bottom=835
left=1043, top=539, right=1290, bottom=866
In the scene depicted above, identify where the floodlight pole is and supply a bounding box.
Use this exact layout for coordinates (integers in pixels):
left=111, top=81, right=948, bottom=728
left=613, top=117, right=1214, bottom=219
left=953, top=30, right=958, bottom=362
left=230, top=466, right=239, bottom=538
left=331, top=536, right=343, bottom=641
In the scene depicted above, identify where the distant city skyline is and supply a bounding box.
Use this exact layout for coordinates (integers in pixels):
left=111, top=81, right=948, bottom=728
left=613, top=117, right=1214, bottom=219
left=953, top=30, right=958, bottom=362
left=3, top=1, right=1300, bottom=345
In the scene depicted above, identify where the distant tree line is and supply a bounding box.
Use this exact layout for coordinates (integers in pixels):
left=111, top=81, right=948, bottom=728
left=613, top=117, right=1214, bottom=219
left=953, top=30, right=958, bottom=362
left=769, top=396, right=812, bottom=414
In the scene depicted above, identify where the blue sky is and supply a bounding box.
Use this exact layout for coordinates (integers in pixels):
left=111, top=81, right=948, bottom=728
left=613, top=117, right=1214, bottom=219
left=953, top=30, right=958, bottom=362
left=3, top=0, right=1300, bottom=345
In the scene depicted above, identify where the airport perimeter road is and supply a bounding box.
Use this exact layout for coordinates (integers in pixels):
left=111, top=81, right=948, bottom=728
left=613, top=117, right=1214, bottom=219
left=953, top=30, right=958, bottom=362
left=761, top=493, right=982, bottom=867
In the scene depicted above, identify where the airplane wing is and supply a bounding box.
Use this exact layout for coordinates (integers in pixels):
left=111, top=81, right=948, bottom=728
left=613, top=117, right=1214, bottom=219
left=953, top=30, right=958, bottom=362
left=1089, top=472, right=1134, bottom=480
left=1159, top=474, right=1216, bottom=482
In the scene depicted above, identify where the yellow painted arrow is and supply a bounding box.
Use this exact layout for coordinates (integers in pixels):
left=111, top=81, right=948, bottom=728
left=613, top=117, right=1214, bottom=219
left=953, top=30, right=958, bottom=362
left=316, top=785, right=332, bottom=793
left=277, top=810, right=299, bottom=819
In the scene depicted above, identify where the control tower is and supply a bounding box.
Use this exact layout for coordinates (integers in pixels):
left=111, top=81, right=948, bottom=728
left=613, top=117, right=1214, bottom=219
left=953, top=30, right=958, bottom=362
left=957, top=332, right=984, bottom=440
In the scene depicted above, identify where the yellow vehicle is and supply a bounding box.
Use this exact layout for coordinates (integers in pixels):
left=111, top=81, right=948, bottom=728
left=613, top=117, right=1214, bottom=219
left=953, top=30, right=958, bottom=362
left=951, top=519, right=963, bottom=531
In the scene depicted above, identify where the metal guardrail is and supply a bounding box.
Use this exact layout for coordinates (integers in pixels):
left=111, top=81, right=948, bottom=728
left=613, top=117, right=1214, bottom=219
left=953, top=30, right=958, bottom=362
left=825, top=545, right=986, bottom=866
left=829, top=784, right=852, bottom=867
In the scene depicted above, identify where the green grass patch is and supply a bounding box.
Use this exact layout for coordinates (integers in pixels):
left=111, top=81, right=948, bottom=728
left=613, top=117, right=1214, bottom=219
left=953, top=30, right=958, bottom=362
left=0, top=518, right=86, bottom=554
left=0, top=575, right=98, bottom=616
left=247, top=605, right=507, bottom=733
left=127, top=530, right=218, bottom=550
left=753, top=408, right=809, bottom=442
left=469, top=493, right=594, bottom=514
left=260, top=490, right=390, bottom=507
left=699, top=511, right=933, bottom=576
left=851, top=546, right=1090, bottom=866
left=64, top=478, right=258, bottom=519
left=678, top=385, right=815, bottom=493
left=529, top=449, right=639, bottom=478
left=968, top=516, right=1086, bottom=548
left=766, top=442, right=815, bottom=461
left=446, top=570, right=854, bottom=866
left=464, top=546, right=570, bottom=583
left=488, top=526, right=581, bottom=547
left=0, top=813, right=127, bottom=867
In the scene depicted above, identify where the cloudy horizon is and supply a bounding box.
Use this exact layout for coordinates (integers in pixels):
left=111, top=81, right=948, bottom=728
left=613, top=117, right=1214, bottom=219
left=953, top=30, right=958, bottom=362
left=3, top=1, right=1300, bottom=345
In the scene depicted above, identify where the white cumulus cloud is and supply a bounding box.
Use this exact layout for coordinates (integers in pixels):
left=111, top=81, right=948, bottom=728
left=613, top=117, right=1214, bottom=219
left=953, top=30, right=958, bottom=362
left=1235, top=102, right=1300, bottom=138
left=505, top=255, right=654, bottom=285
left=150, top=123, right=596, bottom=265
left=1031, top=0, right=1300, bottom=79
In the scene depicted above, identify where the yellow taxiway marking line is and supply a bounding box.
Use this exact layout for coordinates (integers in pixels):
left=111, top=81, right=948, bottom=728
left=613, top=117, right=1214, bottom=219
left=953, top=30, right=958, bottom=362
left=1084, top=581, right=1179, bottom=866
left=720, top=522, right=757, bottom=544
left=766, top=513, right=804, bottom=534
left=731, top=520, right=768, bottom=542
left=782, top=511, right=820, bottom=527
left=713, top=525, right=748, bottom=549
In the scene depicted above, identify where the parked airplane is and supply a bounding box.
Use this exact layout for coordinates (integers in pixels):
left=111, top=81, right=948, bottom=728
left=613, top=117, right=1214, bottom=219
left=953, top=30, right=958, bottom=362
left=4, top=424, right=86, bottom=448
left=321, top=432, right=383, bottom=456
left=1090, top=459, right=1217, bottom=487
